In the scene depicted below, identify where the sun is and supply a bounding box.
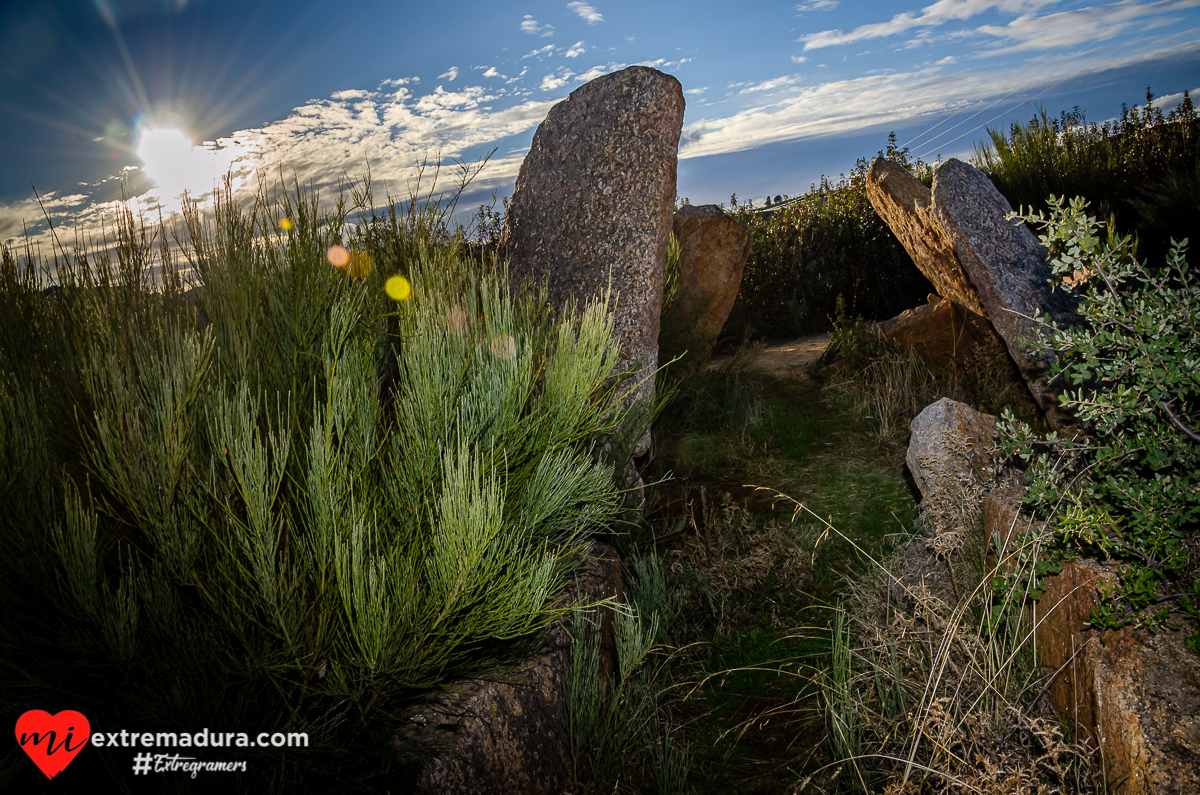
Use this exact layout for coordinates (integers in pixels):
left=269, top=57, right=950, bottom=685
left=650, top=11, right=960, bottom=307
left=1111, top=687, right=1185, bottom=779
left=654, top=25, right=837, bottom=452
left=134, top=124, right=220, bottom=204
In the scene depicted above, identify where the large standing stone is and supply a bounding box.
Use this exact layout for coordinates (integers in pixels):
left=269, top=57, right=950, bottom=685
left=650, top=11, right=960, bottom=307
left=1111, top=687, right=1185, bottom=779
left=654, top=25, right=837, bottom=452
left=866, top=158, right=987, bottom=318
left=501, top=66, right=685, bottom=456
left=931, top=158, right=1079, bottom=432
left=659, top=204, right=750, bottom=379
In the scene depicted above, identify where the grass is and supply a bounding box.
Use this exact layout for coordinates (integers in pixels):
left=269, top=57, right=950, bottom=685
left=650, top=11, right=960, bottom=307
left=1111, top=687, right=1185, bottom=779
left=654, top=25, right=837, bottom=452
left=0, top=170, right=642, bottom=793
left=617, top=352, right=921, bottom=795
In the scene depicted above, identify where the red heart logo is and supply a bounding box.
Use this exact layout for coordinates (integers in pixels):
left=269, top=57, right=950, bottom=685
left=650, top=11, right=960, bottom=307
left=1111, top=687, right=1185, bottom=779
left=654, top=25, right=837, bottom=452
left=15, top=710, right=91, bottom=779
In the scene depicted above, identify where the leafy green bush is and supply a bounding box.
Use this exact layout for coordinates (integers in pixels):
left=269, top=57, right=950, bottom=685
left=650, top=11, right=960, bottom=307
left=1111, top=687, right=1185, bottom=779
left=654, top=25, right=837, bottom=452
left=975, top=89, right=1199, bottom=268
left=720, top=146, right=934, bottom=342
left=0, top=174, right=637, bottom=790
left=997, top=196, right=1199, bottom=649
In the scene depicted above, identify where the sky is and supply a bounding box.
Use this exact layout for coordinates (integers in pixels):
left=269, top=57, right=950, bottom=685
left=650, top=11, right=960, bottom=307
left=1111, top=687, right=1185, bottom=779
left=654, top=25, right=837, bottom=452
left=2, top=0, right=1198, bottom=252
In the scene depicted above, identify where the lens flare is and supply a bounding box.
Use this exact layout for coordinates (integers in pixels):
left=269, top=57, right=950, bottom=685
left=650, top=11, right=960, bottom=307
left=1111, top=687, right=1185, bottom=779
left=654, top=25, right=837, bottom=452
left=446, top=307, right=470, bottom=333
left=348, top=249, right=374, bottom=279
left=490, top=334, right=518, bottom=360
left=327, top=245, right=350, bottom=268
left=385, top=275, right=412, bottom=300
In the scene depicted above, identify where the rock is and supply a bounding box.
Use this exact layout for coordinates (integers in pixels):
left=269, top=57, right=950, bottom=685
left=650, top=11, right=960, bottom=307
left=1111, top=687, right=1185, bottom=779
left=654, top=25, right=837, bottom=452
left=1034, top=558, right=1200, bottom=795
left=984, top=490, right=1200, bottom=794
left=906, top=398, right=999, bottom=602
left=931, top=158, right=1079, bottom=432
left=866, top=158, right=987, bottom=317
left=394, top=542, right=625, bottom=794
left=870, top=294, right=1002, bottom=368
left=659, top=204, right=751, bottom=379
left=906, top=398, right=998, bottom=505
left=501, top=66, right=685, bottom=456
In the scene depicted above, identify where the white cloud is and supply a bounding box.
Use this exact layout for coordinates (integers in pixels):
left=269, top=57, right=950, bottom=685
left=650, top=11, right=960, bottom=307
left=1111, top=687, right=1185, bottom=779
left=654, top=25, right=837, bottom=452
left=379, top=77, right=418, bottom=88
left=976, top=0, right=1200, bottom=55
left=521, top=15, right=555, bottom=36
left=438, top=67, right=459, bottom=81
left=1147, top=85, right=1200, bottom=112
left=575, top=62, right=625, bottom=81
left=799, top=0, right=1058, bottom=50
left=521, top=44, right=557, bottom=59
left=541, top=69, right=575, bottom=91
left=796, top=0, right=839, bottom=10
left=482, top=66, right=504, bottom=78
left=936, top=55, right=958, bottom=63
left=568, top=1, right=604, bottom=24
left=740, top=74, right=805, bottom=93
left=685, top=87, right=709, bottom=95
left=678, top=36, right=1200, bottom=159
left=792, top=55, right=808, bottom=63
left=565, top=40, right=587, bottom=57
left=507, top=67, right=530, bottom=83
left=331, top=89, right=370, bottom=100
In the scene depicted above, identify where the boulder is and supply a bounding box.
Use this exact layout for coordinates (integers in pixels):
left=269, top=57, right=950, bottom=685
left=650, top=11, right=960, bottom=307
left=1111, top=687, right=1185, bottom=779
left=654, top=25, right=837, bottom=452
left=395, top=542, right=625, bottom=794
left=906, top=397, right=998, bottom=505
left=659, top=204, right=751, bottom=379
left=931, top=158, right=1079, bottom=432
left=501, top=66, right=685, bottom=456
left=870, top=294, right=1001, bottom=368
left=866, top=158, right=987, bottom=318
left=984, top=493, right=1200, bottom=794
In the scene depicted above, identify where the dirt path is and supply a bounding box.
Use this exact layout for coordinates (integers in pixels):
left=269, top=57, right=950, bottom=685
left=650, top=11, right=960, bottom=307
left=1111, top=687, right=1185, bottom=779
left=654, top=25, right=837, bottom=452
left=708, top=332, right=830, bottom=381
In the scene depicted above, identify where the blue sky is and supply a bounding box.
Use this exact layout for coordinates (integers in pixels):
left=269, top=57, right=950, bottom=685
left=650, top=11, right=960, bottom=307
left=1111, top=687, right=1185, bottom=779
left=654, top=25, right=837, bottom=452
left=2, top=0, right=1198, bottom=248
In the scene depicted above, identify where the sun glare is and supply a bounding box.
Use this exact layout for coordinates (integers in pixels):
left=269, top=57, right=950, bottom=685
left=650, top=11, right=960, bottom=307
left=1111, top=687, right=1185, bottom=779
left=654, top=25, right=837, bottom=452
left=135, top=125, right=222, bottom=205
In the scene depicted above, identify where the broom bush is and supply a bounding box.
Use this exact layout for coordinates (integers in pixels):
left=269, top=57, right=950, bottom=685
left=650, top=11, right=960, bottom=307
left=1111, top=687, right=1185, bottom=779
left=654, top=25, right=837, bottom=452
left=0, top=172, right=638, bottom=791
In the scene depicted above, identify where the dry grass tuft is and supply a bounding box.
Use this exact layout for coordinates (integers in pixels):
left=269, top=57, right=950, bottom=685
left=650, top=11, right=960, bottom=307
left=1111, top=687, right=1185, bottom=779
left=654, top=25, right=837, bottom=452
left=781, top=489, right=1100, bottom=795
left=826, top=339, right=1039, bottom=452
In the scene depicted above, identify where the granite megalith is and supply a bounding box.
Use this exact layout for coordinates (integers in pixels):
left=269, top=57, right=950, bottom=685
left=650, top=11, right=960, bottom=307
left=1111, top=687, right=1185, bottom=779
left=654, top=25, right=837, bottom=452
left=501, top=65, right=685, bottom=456
left=871, top=293, right=1000, bottom=369
left=395, top=542, right=625, bottom=794
left=659, top=204, right=751, bottom=379
left=866, top=158, right=986, bottom=318
left=931, top=158, right=1079, bottom=432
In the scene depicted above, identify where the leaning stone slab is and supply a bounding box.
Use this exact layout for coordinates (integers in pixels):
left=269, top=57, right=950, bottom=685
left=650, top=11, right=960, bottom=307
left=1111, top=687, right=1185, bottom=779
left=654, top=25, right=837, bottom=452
left=931, top=158, right=1078, bottom=432
left=659, top=204, right=751, bottom=380
left=866, top=158, right=987, bottom=318
left=394, top=542, right=625, bottom=794
left=501, top=65, right=685, bottom=456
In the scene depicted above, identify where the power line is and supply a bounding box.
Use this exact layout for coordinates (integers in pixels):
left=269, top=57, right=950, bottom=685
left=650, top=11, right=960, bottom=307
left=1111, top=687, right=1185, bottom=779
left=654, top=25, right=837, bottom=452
left=915, top=74, right=1073, bottom=161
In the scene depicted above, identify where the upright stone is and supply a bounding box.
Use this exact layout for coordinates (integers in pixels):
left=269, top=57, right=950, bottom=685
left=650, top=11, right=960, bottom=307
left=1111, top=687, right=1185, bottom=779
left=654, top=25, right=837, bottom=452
left=931, top=159, right=1079, bottom=433
left=866, top=158, right=986, bottom=317
left=659, top=204, right=751, bottom=379
left=502, top=66, right=685, bottom=455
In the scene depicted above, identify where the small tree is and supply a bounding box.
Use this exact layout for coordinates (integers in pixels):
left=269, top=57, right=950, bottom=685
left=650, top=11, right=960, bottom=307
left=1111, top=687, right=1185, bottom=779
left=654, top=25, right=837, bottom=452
left=997, top=196, right=1199, bottom=649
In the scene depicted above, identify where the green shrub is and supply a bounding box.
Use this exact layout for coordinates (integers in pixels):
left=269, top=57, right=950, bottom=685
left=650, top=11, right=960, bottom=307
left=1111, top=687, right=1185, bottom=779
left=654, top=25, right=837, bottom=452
left=996, top=196, right=1199, bottom=650
left=0, top=174, right=638, bottom=790
left=721, top=143, right=934, bottom=342
left=975, top=89, right=1199, bottom=268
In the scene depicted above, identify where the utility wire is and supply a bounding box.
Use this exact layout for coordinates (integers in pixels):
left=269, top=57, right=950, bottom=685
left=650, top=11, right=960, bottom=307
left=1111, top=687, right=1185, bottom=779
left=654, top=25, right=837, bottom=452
left=915, top=74, right=1073, bottom=161
left=908, top=84, right=1027, bottom=158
